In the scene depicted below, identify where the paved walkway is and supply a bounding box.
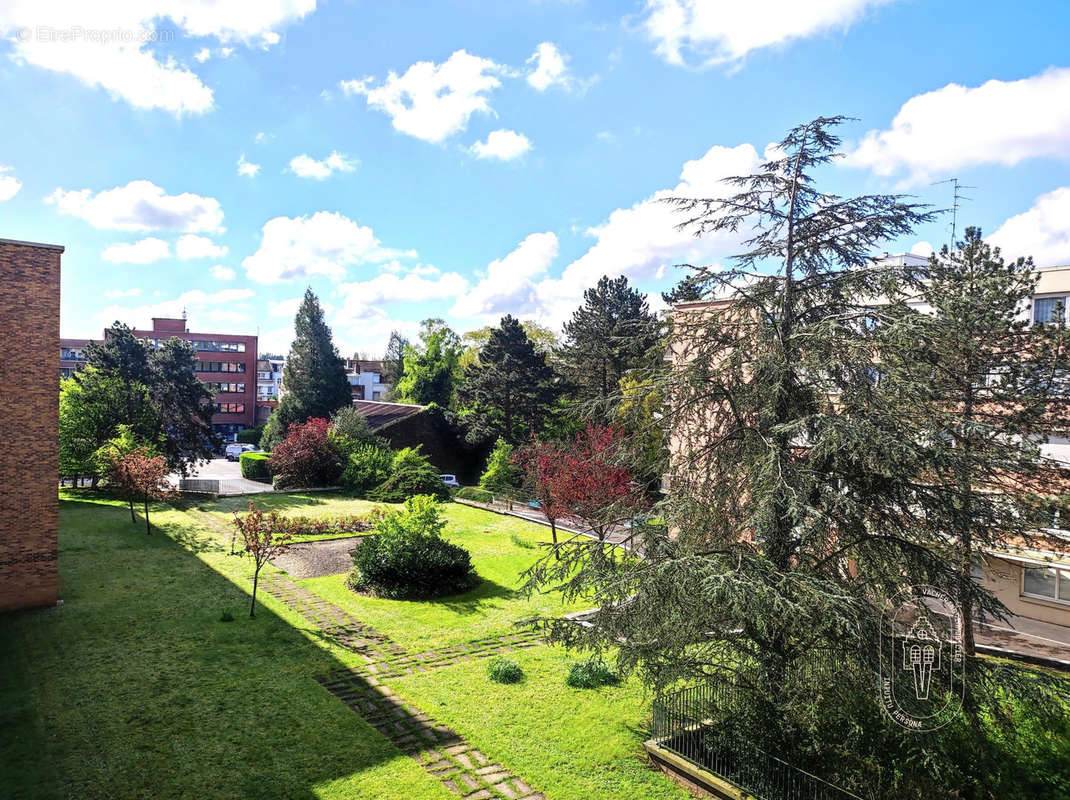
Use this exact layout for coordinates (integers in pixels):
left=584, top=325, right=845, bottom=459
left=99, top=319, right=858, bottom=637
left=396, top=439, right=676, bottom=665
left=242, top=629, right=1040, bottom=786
left=976, top=621, right=1070, bottom=668
left=260, top=572, right=545, bottom=800
left=269, top=536, right=365, bottom=579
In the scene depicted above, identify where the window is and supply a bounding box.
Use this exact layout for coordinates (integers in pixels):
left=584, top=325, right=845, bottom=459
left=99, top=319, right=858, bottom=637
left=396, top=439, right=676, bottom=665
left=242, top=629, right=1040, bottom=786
left=1033, top=296, right=1067, bottom=325
left=196, top=361, right=246, bottom=373
left=191, top=340, right=246, bottom=353
left=212, top=403, right=246, bottom=414
left=61, top=348, right=86, bottom=361
left=1022, top=566, right=1070, bottom=602
left=207, top=382, right=245, bottom=393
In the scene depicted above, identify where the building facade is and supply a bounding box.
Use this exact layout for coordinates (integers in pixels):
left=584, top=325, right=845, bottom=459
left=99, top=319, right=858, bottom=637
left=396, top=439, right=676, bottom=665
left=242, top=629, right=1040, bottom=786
left=1, top=238, right=63, bottom=611
left=60, top=316, right=258, bottom=443
left=344, top=357, right=392, bottom=402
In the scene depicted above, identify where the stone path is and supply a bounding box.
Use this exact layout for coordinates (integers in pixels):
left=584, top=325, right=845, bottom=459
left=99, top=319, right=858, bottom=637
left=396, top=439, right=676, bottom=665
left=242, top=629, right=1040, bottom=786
left=260, top=571, right=546, bottom=799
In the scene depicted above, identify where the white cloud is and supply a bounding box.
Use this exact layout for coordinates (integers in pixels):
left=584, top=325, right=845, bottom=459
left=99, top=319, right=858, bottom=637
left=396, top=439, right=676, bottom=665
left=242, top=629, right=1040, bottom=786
left=194, top=48, right=211, bottom=63
left=0, top=165, right=22, bottom=201
left=242, top=210, right=417, bottom=283
left=533, top=141, right=762, bottom=324
left=103, top=287, right=142, bottom=298
left=340, top=49, right=506, bottom=143
left=640, top=0, right=896, bottom=68
left=254, top=131, right=274, bottom=144
left=846, top=67, right=1070, bottom=184
left=990, top=187, right=1070, bottom=267
left=288, top=151, right=358, bottom=180
left=176, top=234, right=228, bottom=260
left=100, top=237, right=171, bottom=264
left=237, top=153, right=261, bottom=177
left=0, top=1, right=316, bottom=116
left=470, top=129, right=532, bottom=161
left=47, top=180, right=224, bottom=233
left=910, top=241, right=934, bottom=258
left=527, top=42, right=570, bottom=91
left=452, top=232, right=558, bottom=318
left=92, top=287, right=254, bottom=328
left=337, top=309, right=421, bottom=357
left=211, top=264, right=236, bottom=280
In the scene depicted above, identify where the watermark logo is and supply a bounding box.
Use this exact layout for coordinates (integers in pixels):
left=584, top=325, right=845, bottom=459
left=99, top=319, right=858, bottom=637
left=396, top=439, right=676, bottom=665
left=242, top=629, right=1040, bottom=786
left=879, top=585, right=964, bottom=731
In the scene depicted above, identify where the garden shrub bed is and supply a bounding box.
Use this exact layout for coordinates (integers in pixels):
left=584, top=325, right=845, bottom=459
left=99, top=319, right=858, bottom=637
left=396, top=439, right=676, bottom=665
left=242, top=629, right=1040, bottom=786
left=269, top=512, right=376, bottom=538
left=239, top=451, right=272, bottom=482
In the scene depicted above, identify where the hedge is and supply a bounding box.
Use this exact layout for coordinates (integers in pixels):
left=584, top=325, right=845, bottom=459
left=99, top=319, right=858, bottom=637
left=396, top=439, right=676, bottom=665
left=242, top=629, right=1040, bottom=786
left=456, top=486, right=493, bottom=503
left=239, top=451, right=272, bottom=482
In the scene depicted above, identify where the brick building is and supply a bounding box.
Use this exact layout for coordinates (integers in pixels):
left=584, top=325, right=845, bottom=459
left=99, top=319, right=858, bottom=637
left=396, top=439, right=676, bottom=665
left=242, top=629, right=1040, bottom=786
left=60, top=316, right=258, bottom=443
left=1, top=238, right=63, bottom=611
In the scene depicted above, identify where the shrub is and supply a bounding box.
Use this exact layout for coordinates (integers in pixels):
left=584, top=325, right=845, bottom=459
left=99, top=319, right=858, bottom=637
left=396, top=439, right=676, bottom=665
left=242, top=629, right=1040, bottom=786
left=269, top=418, right=345, bottom=489
left=239, top=451, right=272, bottom=482
left=268, top=513, right=375, bottom=538
left=487, top=656, right=524, bottom=684
left=236, top=426, right=263, bottom=445
left=370, top=446, right=450, bottom=502
left=456, top=486, right=493, bottom=503
left=347, top=495, right=477, bottom=599
left=330, top=406, right=376, bottom=443
left=340, top=443, right=394, bottom=496
left=565, top=657, right=619, bottom=689
left=479, top=438, right=522, bottom=494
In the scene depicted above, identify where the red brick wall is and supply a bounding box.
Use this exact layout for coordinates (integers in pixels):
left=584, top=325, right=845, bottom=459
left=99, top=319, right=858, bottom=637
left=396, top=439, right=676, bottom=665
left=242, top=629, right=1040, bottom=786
left=0, top=239, right=62, bottom=611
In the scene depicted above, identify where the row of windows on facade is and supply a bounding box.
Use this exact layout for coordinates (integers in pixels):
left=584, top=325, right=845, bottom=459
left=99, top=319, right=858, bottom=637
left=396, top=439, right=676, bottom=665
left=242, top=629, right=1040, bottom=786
left=213, top=403, right=246, bottom=414
left=61, top=339, right=247, bottom=361
left=206, top=382, right=245, bottom=393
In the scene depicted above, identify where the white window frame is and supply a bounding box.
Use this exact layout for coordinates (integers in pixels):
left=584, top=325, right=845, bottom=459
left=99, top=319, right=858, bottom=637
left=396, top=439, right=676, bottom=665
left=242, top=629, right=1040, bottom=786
left=1021, top=564, right=1070, bottom=605
left=1033, top=294, right=1068, bottom=325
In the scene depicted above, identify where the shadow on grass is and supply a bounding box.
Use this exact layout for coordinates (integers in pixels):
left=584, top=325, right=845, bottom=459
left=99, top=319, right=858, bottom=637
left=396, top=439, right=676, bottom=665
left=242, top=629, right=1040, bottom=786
left=433, top=576, right=516, bottom=616
left=0, top=494, right=432, bottom=800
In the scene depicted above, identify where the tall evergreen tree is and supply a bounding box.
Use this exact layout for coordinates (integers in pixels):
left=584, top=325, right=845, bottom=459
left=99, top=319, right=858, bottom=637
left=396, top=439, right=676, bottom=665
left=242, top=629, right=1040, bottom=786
left=151, top=338, right=216, bottom=474
left=396, top=319, right=462, bottom=407
left=383, top=330, right=408, bottom=390
left=458, top=315, right=556, bottom=445
left=660, top=271, right=705, bottom=305
left=279, top=288, right=352, bottom=422
left=560, top=275, right=660, bottom=405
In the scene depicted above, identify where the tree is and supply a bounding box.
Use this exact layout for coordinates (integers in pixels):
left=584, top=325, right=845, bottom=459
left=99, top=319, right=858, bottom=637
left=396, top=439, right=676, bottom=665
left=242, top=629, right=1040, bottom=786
left=613, top=374, right=666, bottom=490
left=523, top=117, right=965, bottom=792
left=150, top=337, right=215, bottom=475
left=515, top=436, right=571, bottom=555
left=329, top=405, right=375, bottom=445
left=102, top=441, right=173, bottom=534
left=560, top=275, right=660, bottom=407
left=231, top=503, right=293, bottom=617
left=60, top=369, right=152, bottom=483
left=660, top=271, right=705, bottom=305
left=269, top=418, right=345, bottom=489
left=280, top=288, right=352, bottom=422
left=396, top=319, right=462, bottom=406
left=95, top=425, right=159, bottom=522
left=383, top=330, right=409, bottom=390
left=461, top=320, right=559, bottom=368
left=478, top=439, right=523, bottom=495
left=458, top=315, right=557, bottom=445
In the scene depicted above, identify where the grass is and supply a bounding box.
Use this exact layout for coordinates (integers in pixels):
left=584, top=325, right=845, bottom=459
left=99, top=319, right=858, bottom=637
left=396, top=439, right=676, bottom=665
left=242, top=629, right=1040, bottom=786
left=298, top=501, right=591, bottom=650
left=390, top=646, right=690, bottom=800
left=199, top=492, right=385, bottom=543
left=0, top=491, right=449, bottom=800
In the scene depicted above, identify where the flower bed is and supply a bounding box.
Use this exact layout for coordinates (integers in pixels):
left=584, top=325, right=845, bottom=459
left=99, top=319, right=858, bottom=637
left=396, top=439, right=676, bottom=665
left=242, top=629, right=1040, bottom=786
left=269, top=513, right=376, bottom=538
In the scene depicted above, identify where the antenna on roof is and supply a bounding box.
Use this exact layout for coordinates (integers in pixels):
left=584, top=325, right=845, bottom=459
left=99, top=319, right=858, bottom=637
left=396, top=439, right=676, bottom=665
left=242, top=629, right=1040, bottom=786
left=931, top=177, right=976, bottom=250
left=181, top=306, right=187, bottom=320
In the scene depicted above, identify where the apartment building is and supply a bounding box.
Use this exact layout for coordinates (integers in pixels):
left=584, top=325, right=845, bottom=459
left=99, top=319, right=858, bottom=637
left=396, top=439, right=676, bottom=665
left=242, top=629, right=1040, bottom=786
left=669, top=255, right=1070, bottom=635
left=60, top=316, right=257, bottom=443
left=1, top=238, right=63, bottom=611
left=344, top=357, right=392, bottom=402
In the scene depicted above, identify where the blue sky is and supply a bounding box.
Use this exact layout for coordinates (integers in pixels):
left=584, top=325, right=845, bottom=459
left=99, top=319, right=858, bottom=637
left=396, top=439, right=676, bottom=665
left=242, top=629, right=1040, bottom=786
left=3, top=0, right=1070, bottom=356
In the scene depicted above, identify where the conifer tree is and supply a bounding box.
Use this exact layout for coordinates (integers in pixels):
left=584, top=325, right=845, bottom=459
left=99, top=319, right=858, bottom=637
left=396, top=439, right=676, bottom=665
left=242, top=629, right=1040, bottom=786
left=559, top=275, right=660, bottom=405
left=458, top=315, right=556, bottom=445
left=279, top=288, right=352, bottom=424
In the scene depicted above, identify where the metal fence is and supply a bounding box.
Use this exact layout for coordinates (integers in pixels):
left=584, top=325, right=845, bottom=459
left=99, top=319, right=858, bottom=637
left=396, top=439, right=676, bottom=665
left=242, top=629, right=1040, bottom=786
left=650, top=684, right=863, bottom=800
left=177, top=478, right=273, bottom=496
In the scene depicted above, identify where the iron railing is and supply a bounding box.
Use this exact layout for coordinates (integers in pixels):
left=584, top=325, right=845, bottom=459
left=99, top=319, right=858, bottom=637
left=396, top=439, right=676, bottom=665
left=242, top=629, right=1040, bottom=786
left=651, top=683, right=864, bottom=800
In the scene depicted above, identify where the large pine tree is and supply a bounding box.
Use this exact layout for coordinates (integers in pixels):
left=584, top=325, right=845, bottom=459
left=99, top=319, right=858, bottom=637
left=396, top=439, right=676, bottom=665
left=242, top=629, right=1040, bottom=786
left=458, top=315, right=556, bottom=445
left=279, top=288, right=351, bottom=422
left=560, top=275, right=660, bottom=405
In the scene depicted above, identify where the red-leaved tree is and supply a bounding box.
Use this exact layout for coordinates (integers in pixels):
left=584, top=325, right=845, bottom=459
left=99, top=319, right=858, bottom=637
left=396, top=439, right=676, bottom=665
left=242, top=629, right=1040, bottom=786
left=515, top=436, right=571, bottom=557
left=268, top=418, right=345, bottom=489
left=232, top=503, right=293, bottom=617
left=108, top=448, right=174, bottom=534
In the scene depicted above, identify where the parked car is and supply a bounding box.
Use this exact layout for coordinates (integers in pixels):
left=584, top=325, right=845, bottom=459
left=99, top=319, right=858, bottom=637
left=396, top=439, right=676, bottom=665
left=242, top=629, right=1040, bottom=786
left=225, top=443, right=257, bottom=461
left=440, top=474, right=460, bottom=488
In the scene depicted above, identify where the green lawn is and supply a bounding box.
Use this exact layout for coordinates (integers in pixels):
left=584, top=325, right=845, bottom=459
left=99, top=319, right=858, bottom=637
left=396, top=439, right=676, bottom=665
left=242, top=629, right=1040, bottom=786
left=0, top=491, right=683, bottom=800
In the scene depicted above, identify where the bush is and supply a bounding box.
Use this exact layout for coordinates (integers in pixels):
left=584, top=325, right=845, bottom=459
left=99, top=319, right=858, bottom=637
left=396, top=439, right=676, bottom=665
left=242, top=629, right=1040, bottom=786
left=456, top=486, right=493, bottom=502
left=347, top=495, right=477, bottom=599
left=479, top=439, right=522, bottom=494
left=330, top=406, right=376, bottom=443
left=370, top=446, right=450, bottom=502
left=239, top=451, right=272, bottom=482
left=340, top=443, right=394, bottom=496
left=269, top=418, right=345, bottom=489
left=487, top=656, right=524, bottom=684
left=236, top=426, right=263, bottom=445
left=565, top=657, right=619, bottom=689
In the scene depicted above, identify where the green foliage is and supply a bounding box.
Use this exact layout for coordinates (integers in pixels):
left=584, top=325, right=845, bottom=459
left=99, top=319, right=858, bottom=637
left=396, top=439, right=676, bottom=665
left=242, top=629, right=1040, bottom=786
left=486, top=656, right=524, bottom=684
left=330, top=406, right=375, bottom=444
left=370, top=446, right=450, bottom=502
left=60, top=371, right=154, bottom=478
left=239, top=452, right=271, bottom=482
left=93, top=424, right=159, bottom=475
left=340, top=443, right=394, bottom=496
left=565, top=658, right=618, bottom=689
left=259, top=402, right=290, bottom=450
left=280, top=288, right=352, bottom=421
left=396, top=319, right=462, bottom=406
left=456, top=486, right=493, bottom=502
left=236, top=426, right=263, bottom=445
left=347, top=495, right=477, bottom=599
left=478, top=439, right=522, bottom=494
left=509, top=533, right=534, bottom=549
left=458, top=315, right=557, bottom=445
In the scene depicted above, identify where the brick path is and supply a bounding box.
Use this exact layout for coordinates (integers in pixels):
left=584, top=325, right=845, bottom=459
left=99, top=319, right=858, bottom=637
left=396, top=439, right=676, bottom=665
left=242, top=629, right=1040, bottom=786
left=260, top=571, right=546, bottom=799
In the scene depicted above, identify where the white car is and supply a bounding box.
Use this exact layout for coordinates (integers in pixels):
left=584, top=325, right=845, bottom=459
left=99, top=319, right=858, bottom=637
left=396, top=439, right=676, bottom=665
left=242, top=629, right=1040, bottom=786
left=440, top=474, right=460, bottom=488
left=225, top=443, right=257, bottom=461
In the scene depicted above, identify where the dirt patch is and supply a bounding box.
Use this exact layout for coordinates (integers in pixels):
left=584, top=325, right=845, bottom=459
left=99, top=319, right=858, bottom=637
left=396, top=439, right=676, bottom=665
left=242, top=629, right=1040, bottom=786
left=272, top=536, right=365, bottom=579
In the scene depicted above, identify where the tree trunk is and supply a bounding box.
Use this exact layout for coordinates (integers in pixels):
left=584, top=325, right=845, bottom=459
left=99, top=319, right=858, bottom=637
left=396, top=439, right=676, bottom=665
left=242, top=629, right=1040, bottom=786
left=250, top=569, right=259, bottom=617
left=550, top=518, right=559, bottom=560
left=144, top=497, right=151, bottom=534
left=129, top=498, right=136, bottom=524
